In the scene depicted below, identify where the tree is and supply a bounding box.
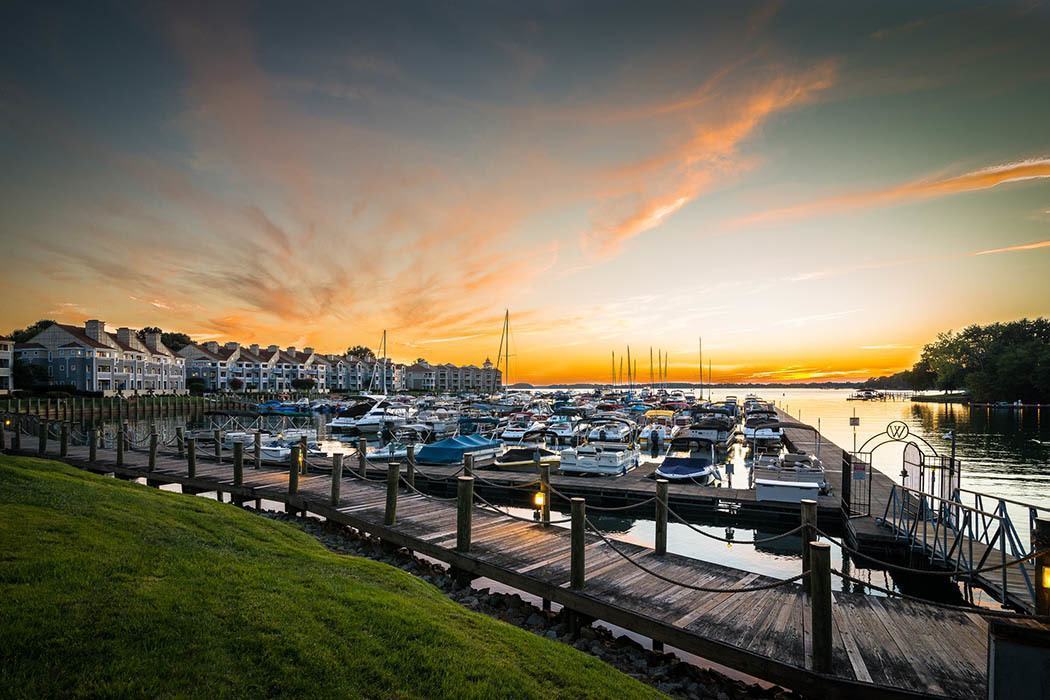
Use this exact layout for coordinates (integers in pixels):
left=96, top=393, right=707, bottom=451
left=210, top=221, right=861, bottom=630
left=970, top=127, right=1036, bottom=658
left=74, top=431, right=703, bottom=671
left=187, top=377, right=206, bottom=396
left=415, top=357, right=427, bottom=365
left=291, top=378, right=316, bottom=391
left=345, top=345, right=375, bottom=360
left=12, top=360, right=49, bottom=390
left=8, top=320, right=56, bottom=343
left=228, top=378, right=244, bottom=392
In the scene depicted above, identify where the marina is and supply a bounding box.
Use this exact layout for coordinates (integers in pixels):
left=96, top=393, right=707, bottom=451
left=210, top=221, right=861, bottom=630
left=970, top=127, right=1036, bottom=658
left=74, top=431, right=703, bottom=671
left=5, top=388, right=1048, bottom=699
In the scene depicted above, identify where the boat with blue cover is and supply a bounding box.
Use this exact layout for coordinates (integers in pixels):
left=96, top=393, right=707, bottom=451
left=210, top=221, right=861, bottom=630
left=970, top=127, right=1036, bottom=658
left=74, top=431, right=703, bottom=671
left=415, top=434, right=502, bottom=466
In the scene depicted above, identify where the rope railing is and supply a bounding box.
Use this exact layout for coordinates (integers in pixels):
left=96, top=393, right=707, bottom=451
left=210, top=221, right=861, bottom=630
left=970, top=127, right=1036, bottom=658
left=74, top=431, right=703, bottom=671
left=816, top=527, right=1046, bottom=578
left=548, top=483, right=656, bottom=512
left=410, top=464, right=466, bottom=482
left=830, top=568, right=1050, bottom=621
left=585, top=517, right=807, bottom=593
left=662, top=498, right=806, bottom=544
left=469, top=472, right=541, bottom=490
left=473, top=491, right=573, bottom=524
left=398, top=475, right=459, bottom=502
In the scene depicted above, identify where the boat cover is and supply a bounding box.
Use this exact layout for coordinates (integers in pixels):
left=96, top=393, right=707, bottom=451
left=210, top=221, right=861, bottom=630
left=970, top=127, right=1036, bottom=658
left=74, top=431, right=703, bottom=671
left=416, top=435, right=501, bottom=464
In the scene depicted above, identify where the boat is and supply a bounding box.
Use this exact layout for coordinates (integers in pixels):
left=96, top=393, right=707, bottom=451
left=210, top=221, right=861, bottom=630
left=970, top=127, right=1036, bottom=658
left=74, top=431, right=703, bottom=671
left=637, top=409, right=677, bottom=446
left=493, top=445, right=561, bottom=471
left=753, top=452, right=829, bottom=497
left=415, top=434, right=502, bottom=466
left=543, top=416, right=587, bottom=445
left=559, top=442, right=639, bottom=476
left=500, top=418, right=546, bottom=442
left=654, top=437, right=720, bottom=484
left=586, top=416, right=636, bottom=443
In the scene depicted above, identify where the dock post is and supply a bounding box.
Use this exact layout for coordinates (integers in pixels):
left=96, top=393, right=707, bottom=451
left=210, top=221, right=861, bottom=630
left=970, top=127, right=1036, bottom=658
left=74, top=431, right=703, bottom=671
left=406, top=445, right=415, bottom=488
left=809, top=541, right=832, bottom=674
left=11, top=416, right=19, bottom=450
left=213, top=429, right=221, bottom=464
left=801, top=499, right=817, bottom=593
left=233, top=441, right=243, bottom=487
left=1035, top=518, right=1050, bottom=616
left=0, top=415, right=6, bottom=452
left=122, top=421, right=130, bottom=452
left=176, top=426, right=184, bottom=458
left=571, top=498, right=586, bottom=590
left=330, top=453, right=343, bottom=506
left=186, top=437, right=196, bottom=478
left=38, top=419, right=47, bottom=455
left=299, top=435, right=308, bottom=474
left=385, top=462, right=399, bottom=526
left=540, top=463, right=551, bottom=526
left=655, top=479, right=669, bottom=555
left=464, top=452, right=474, bottom=477
left=457, top=476, right=474, bottom=552
left=88, top=423, right=97, bottom=463
left=254, top=431, right=262, bottom=470
left=358, top=438, right=368, bottom=478
left=148, top=432, right=158, bottom=472
left=288, top=446, right=301, bottom=496
left=60, top=423, right=69, bottom=457
left=116, top=422, right=124, bottom=466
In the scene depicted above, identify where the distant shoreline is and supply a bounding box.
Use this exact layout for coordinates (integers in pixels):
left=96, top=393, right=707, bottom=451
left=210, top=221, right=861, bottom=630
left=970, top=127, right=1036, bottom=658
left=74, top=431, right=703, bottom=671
left=508, top=382, right=902, bottom=390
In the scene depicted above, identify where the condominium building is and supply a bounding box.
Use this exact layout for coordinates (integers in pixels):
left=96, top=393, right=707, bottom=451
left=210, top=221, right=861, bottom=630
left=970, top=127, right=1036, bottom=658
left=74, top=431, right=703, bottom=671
left=179, top=342, right=330, bottom=392
left=404, top=359, right=501, bottom=393
left=13, top=320, right=186, bottom=394
left=0, top=336, right=12, bottom=394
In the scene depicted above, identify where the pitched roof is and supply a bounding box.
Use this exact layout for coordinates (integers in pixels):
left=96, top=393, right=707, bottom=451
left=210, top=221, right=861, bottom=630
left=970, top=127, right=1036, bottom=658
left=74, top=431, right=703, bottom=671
left=15, top=342, right=45, bottom=349
left=54, top=323, right=109, bottom=349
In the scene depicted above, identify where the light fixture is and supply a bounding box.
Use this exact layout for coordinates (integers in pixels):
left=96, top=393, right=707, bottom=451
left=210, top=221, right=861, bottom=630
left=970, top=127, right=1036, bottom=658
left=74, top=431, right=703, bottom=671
left=1043, top=567, right=1050, bottom=590
left=533, top=491, right=546, bottom=509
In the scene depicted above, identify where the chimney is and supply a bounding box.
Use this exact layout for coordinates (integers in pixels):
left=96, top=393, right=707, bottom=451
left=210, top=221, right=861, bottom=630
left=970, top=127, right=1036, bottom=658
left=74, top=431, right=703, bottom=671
left=204, top=341, right=220, bottom=352
left=268, top=344, right=279, bottom=352
left=303, top=347, right=314, bottom=355
left=286, top=346, right=296, bottom=353
left=145, top=332, right=163, bottom=352
left=224, top=341, right=240, bottom=350
left=117, top=327, right=134, bottom=347
left=250, top=344, right=260, bottom=354
left=85, top=320, right=106, bottom=342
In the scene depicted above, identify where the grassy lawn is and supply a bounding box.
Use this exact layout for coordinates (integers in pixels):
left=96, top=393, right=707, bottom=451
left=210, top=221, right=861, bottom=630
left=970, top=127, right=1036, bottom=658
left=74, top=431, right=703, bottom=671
left=0, top=455, right=663, bottom=699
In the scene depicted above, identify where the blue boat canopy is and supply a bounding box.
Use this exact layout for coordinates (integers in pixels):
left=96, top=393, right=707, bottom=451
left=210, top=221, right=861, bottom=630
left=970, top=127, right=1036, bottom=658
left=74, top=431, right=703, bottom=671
left=416, top=435, right=501, bottom=465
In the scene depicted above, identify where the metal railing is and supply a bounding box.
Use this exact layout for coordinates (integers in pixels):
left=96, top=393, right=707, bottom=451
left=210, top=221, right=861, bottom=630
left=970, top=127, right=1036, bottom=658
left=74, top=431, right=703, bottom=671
left=880, top=483, right=1038, bottom=608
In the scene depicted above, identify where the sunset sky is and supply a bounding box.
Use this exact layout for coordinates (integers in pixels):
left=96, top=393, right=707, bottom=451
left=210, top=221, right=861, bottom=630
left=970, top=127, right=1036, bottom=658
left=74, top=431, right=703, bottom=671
left=2, top=1, right=1049, bottom=384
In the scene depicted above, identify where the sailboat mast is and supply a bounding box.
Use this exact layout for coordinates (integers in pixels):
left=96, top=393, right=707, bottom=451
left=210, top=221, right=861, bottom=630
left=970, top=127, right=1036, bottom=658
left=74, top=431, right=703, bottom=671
left=708, top=358, right=713, bottom=401
left=611, top=351, right=615, bottom=388
left=627, top=346, right=632, bottom=391
left=698, top=336, right=703, bottom=398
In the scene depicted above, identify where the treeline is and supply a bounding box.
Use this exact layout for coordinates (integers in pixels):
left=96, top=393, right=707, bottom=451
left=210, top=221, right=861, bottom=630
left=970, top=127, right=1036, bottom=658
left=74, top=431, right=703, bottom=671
left=863, top=318, right=1050, bottom=402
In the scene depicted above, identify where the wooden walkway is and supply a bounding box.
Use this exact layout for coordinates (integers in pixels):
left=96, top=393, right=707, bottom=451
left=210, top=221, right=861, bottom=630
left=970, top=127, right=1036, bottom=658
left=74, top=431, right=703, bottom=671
left=777, top=410, right=1037, bottom=613
left=3, top=427, right=1002, bottom=699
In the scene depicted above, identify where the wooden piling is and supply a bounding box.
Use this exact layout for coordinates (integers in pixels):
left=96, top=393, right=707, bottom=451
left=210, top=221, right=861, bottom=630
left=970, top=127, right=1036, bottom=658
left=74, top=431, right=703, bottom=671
left=655, top=479, right=668, bottom=555
left=385, top=462, right=399, bottom=526
left=116, top=423, right=124, bottom=466
left=330, top=454, right=343, bottom=506
left=176, top=426, right=184, bottom=458
left=233, top=441, right=244, bottom=487
left=148, top=432, right=158, bottom=472
left=457, top=476, right=474, bottom=553
left=358, top=438, right=368, bottom=478
left=809, top=541, right=832, bottom=674
left=187, top=437, right=196, bottom=479
left=801, top=499, right=817, bottom=593
left=539, top=463, right=551, bottom=526
left=1035, top=518, right=1050, bottom=616
left=571, top=497, right=586, bottom=590
left=464, top=453, right=474, bottom=477
left=11, top=416, right=19, bottom=450
left=89, top=423, right=97, bottom=463
left=60, top=423, right=69, bottom=457
left=213, top=429, right=221, bottom=464
left=253, top=431, right=262, bottom=470
left=288, top=446, right=301, bottom=496
left=299, top=435, right=308, bottom=474
left=38, top=419, right=47, bottom=455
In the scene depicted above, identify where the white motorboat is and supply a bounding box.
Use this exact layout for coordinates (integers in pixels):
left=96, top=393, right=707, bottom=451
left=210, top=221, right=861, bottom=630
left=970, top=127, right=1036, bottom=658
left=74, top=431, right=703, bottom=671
left=586, top=417, right=635, bottom=443
left=654, top=437, right=720, bottom=484
left=559, top=442, right=639, bottom=476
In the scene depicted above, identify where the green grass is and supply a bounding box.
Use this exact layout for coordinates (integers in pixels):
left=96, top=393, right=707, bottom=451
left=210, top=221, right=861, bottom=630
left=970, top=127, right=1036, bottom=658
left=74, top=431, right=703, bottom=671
left=0, top=455, right=663, bottom=699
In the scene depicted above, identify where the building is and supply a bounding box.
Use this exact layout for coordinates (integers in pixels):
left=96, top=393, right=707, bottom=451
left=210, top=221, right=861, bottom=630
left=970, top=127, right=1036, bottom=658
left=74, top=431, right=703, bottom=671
left=179, top=342, right=331, bottom=393
left=404, top=359, right=501, bottom=393
left=0, top=336, right=12, bottom=394
left=13, top=320, right=186, bottom=394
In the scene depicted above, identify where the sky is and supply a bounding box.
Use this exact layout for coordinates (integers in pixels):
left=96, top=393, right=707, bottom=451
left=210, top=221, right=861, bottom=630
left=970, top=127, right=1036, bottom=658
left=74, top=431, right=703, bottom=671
left=1, top=0, right=1049, bottom=384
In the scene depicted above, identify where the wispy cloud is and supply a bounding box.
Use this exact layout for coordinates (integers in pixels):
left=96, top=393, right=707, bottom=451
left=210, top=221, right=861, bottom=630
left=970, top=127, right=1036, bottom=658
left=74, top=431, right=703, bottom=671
left=731, top=157, right=1050, bottom=228
left=973, top=239, right=1050, bottom=256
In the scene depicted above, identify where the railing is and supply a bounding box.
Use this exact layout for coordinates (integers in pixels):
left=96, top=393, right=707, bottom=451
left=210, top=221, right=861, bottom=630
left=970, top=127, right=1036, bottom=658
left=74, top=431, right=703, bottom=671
left=880, top=483, right=1038, bottom=609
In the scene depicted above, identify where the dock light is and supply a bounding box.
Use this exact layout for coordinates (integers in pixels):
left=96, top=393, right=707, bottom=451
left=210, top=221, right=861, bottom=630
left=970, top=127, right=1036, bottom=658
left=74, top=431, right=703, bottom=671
left=1043, top=567, right=1050, bottom=591
left=4, top=418, right=10, bottom=426
left=533, top=491, right=546, bottom=509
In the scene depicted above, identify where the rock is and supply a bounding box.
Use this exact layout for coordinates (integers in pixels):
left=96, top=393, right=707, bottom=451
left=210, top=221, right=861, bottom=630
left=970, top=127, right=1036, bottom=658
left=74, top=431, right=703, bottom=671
left=525, top=613, right=545, bottom=628
left=580, top=626, right=597, bottom=641
left=544, top=630, right=558, bottom=640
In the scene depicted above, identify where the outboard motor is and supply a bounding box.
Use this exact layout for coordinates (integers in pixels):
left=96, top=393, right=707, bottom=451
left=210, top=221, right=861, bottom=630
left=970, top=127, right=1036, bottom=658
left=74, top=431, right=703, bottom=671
left=599, top=430, right=607, bottom=442
left=650, top=429, right=660, bottom=457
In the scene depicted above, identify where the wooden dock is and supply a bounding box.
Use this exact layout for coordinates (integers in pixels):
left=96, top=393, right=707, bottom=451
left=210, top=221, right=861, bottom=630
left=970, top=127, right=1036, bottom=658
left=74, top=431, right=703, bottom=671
left=2, top=424, right=1018, bottom=699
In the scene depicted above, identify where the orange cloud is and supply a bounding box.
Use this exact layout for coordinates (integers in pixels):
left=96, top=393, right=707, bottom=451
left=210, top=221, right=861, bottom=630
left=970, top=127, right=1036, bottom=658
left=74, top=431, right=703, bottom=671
left=583, top=61, right=837, bottom=256
left=731, top=157, right=1050, bottom=228
left=973, top=239, right=1050, bottom=256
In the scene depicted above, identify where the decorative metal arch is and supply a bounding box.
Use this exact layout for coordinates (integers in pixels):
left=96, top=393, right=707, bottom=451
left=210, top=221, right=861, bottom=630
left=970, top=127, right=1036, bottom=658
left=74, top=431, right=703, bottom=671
left=856, top=420, right=939, bottom=456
